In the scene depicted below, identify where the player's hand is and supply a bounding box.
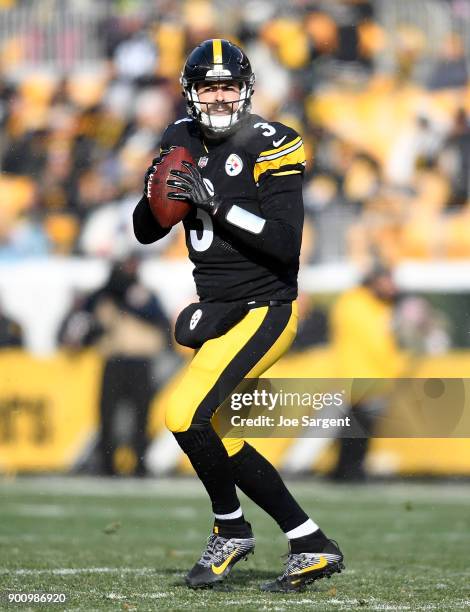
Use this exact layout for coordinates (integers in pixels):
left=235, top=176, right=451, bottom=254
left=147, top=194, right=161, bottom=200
left=143, top=146, right=176, bottom=198
left=167, top=161, right=221, bottom=215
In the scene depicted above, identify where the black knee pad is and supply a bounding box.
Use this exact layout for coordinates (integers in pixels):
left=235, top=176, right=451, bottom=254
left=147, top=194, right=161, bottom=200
left=173, top=424, right=216, bottom=454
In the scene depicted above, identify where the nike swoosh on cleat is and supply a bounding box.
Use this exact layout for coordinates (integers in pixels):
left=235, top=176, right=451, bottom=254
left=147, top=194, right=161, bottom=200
left=211, top=549, right=239, bottom=575
left=272, top=136, right=287, bottom=147
left=290, top=555, right=328, bottom=576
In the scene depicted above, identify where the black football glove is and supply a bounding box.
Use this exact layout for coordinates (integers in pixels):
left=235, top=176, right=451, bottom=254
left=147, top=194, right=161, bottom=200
left=167, top=161, right=222, bottom=215
left=143, top=146, right=176, bottom=198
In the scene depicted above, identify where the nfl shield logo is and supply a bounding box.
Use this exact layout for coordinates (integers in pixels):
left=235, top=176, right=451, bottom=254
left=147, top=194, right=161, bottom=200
left=198, top=156, right=208, bottom=168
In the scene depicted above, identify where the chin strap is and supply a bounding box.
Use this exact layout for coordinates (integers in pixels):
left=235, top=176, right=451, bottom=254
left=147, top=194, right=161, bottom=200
left=186, top=83, right=252, bottom=135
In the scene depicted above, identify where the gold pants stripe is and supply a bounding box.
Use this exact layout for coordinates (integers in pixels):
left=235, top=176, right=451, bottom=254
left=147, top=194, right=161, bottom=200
left=166, top=302, right=298, bottom=456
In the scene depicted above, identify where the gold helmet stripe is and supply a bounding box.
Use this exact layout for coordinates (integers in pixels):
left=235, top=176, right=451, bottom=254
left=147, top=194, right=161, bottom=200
left=212, top=38, right=223, bottom=64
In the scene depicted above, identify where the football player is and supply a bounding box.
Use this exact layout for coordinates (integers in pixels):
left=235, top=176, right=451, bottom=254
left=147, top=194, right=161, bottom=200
left=133, top=39, right=344, bottom=592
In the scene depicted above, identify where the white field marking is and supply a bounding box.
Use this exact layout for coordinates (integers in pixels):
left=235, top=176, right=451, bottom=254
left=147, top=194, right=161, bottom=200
left=3, top=503, right=117, bottom=518
left=11, top=504, right=69, bottom=517
left=228, top=599, right=359, bottom=607
left=338, top=604, right=414, bottom=612
left=0, top=476, right=204, bottom=498
left=105, top=593, right=126, bottom=600
left=328, top=602, right=409, bottom=611
left=0, top=534, right=75, bottom=543
left=0, top=567, right=158, bottom=576
left=2, top=502, right=191, bottom=520
left=1, top=477, right=470, bottom=504
left=225, top=601, right=319, bottom=608
left=369, top=606, right=412, bottom=611
left=360, top=601, right=470, bottom=611
left=229, top=600, right=362, bottom=612
left=233, top=600, right=470, bottom=612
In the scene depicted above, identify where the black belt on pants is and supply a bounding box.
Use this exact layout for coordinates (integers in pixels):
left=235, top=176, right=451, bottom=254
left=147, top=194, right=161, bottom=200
left=247, top=299, right=292, bottom=308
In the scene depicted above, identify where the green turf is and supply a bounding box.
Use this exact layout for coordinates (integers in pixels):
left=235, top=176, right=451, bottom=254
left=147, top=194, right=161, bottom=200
left=0, top=477, right=469, bottom=611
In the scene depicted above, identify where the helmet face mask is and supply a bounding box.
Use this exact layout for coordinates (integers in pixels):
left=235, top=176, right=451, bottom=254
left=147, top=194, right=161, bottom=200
left=188, top=81, right=252, bottom=133
left=181, top=39, right=255, bottom=136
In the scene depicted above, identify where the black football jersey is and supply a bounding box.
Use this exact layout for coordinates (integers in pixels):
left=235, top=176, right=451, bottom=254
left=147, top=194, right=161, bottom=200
left=160, top=114, right=306, bottom=302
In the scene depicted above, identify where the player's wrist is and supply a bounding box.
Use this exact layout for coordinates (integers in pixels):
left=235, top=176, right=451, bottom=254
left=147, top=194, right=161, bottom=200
left=208, top=195, right=223, bottom=216
left=196, top=195, right=223, bottom=216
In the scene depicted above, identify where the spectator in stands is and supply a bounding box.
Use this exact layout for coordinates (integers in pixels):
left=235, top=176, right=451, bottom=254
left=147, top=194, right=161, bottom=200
left=58, top=255, right=171, bottom=476
left=0, top=209, right=50, bottom=260
left=290, top=293, right=329, bottom=352
left=393, top=296, right=451, bottom=356
left=0, top=0, right=469, bottom=265
left=440, top=108, right=470, bottom=207
left=329, top=262, right=404, bottom=481
left=0, top=298, right=23, bottom=348
left=427, top=33, right=468, bottom=90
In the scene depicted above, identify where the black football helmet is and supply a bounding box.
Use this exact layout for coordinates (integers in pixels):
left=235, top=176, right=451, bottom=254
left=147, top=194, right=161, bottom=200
left=181, top=39, right=255, bottom=135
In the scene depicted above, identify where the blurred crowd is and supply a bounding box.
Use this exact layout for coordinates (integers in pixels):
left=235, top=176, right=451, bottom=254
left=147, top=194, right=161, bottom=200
left=1, top=0, right=467, bottom=477
left=0, top=0, right=470, bottom=267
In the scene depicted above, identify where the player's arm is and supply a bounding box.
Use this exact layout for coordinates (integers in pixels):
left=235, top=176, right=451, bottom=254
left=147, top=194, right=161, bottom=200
left=167, top=132, right=305, bottom=264
left=133, top=133, right=176, bottom=244
left=244, top=132, right=305, bottom=263
left=133, top=195, right=171, bottom=244
left=210, top=172, right=303, bottom=265
left=251, top=172, right=303, bottom=263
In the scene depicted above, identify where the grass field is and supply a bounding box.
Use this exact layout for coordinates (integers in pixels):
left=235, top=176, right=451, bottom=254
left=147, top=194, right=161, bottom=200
left=0, top=477, right=469, bottom=611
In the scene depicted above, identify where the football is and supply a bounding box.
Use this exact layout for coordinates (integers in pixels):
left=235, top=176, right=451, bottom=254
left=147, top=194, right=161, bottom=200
left=147, top=146, right=194, bottom=228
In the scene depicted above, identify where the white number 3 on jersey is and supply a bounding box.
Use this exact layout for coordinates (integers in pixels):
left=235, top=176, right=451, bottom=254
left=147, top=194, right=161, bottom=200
left=254, top=122, right=276, bottom=137
left=189, top=178, right=215, bottom=252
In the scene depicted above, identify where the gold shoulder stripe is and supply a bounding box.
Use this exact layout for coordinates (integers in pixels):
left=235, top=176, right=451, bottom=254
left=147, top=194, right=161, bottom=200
left=254, top=142, right=306, bottom=183
left=257, top=136, right=301, bottom=160
left=256, top=139, right=303, bottom=163
left=270, top=170, right=302, bottom=177
left=213, top=39, right=222, bottom=64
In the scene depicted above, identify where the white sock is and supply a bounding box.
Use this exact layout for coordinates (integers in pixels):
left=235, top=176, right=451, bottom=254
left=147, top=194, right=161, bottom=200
left=285, top=518, right=319, bottom=540
left=214, top=506, right=243, bottom=521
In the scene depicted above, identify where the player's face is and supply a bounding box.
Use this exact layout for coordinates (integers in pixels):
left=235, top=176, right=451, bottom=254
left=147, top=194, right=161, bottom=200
left=196, top=81, right=241, bottom=116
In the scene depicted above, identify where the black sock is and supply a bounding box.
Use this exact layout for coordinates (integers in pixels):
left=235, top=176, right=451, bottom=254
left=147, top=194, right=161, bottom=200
left=289, top=529, right=329, bottom=553
left=229, top=442, right=309, bottom=532
left=174, top=425, right=240, bottom=515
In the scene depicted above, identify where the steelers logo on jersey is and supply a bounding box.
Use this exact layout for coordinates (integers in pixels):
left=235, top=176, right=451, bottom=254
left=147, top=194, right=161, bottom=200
left=225, top=153, right=243, bottom=176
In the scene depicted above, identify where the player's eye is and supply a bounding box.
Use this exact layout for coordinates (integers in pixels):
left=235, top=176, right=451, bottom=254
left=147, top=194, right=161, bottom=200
left=198, top=86, right=214, bottom=94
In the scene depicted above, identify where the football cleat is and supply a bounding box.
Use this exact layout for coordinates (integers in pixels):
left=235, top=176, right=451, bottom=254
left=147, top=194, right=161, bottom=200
left=185, top=521, right=255, bottom=588
left=261, top=538, right=344, bottom=593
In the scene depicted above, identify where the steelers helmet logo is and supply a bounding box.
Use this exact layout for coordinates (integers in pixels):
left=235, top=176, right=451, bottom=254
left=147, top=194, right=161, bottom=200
left=225, top=154, right=243, bottom=176
left=190, top=309, right=203, bottom=330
